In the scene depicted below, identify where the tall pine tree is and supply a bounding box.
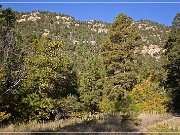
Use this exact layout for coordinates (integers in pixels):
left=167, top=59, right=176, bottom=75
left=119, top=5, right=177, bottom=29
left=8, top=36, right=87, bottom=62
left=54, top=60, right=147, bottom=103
left=164, top=13, right=180, bottom=111
left=100, top=14, right=142, bottom=111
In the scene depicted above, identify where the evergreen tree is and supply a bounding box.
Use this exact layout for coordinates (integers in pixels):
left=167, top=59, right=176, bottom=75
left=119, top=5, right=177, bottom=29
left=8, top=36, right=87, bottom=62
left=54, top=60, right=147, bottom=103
left=173, top=13, right=180, bottom=27
left=164, top=13, right=180, bottom=110
left=78, top=55, right=105, bottom=112
left=0, top=7, right=22, bottom=123
left=100, top=14, right=142, bottom=107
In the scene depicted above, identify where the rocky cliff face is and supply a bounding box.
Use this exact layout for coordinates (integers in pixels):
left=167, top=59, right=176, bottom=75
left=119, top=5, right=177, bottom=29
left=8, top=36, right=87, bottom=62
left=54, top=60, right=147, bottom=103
left=133, top=20, right=170, bottom=59
left=141, top=44, right=165, bottom=60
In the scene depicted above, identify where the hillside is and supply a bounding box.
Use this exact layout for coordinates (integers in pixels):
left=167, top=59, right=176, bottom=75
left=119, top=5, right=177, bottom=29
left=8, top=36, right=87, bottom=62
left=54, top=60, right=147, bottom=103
left=15, top=11, right=109, bottom=53
left=15, top=11, right=170, bottom=57
left=2, top=8, right=179, bottom=131
left=134, top=20, right=170, bottom=47
left=1, top=4, right=180, bottom=133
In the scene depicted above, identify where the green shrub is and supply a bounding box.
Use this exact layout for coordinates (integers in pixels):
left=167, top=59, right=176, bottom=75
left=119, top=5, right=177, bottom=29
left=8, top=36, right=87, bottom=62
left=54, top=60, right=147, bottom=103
left=21, top=93, right=56, bottom=122
left=98, top=96, right=116, bottom=113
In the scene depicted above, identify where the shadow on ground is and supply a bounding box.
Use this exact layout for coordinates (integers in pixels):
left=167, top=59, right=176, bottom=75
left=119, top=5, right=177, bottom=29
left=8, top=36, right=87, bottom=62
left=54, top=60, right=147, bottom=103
left=30, top=114, right=144, bottom=135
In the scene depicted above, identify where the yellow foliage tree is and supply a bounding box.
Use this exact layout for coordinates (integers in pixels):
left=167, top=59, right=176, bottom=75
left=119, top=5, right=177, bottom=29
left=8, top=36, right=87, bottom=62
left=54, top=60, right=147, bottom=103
left=130, top=76, right=170, bottom=113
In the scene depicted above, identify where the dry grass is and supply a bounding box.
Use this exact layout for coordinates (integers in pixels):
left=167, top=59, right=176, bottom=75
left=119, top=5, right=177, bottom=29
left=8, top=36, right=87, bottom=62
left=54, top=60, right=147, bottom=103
left=147, top=123, right=180, bottom=134
left=0, top=113, right=175, bottom=134
left=0, top=117, right=83, bottom=132
left=0, top=113, right=138, bottom=134
left=146, top=115, right=180, bottom=134
left=57, top=113, right=138, bottom=132
left=138, top=113, right=173, bottom=132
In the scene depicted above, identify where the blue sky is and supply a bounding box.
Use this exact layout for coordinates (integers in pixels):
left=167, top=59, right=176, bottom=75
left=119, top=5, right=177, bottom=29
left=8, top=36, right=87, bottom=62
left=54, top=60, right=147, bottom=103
left=1, top=0, right=180, bottom=26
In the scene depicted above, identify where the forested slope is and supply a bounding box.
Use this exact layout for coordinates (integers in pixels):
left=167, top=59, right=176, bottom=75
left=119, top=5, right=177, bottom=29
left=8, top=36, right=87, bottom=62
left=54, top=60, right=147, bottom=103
left=1, top=7, right=179, bottom=130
